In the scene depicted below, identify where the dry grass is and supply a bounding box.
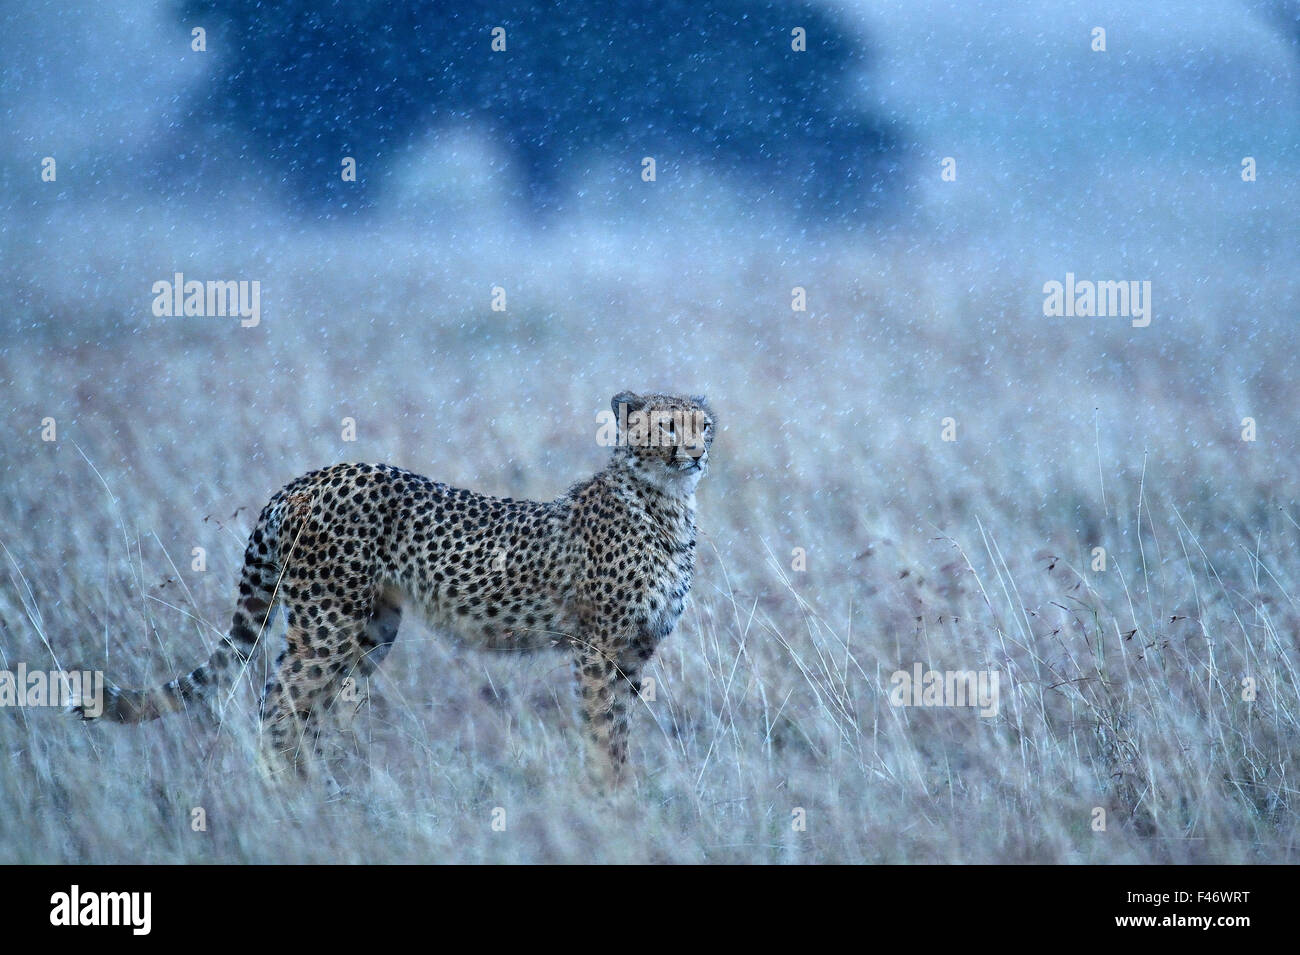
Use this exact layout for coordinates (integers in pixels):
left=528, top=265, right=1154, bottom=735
left=0, top=189, right=1297, bottom=864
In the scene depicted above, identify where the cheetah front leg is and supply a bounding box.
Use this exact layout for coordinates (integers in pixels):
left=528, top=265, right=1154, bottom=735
left=573, top=642, right=632, bottom=790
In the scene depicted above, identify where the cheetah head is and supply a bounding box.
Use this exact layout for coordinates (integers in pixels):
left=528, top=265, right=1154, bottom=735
left=610, top=391, right=715, bottom=490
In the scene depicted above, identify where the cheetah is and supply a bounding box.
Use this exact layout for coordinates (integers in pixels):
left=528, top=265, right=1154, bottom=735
left=71, top=392, right=715, bottom=787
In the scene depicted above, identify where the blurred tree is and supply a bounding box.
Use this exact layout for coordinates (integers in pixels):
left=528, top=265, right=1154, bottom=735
left=1257, top=0, right=1300, bottom=50
left=175, top=0, right=907, bottom=221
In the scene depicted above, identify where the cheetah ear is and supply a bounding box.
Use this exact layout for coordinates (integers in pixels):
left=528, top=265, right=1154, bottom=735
left=611, top=391, right=646, bottom=418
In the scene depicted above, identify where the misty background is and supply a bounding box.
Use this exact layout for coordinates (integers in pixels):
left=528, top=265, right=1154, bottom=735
left=3, top=0, right=1297, bottom=554
left=0, top=0, right=1298, bottom=863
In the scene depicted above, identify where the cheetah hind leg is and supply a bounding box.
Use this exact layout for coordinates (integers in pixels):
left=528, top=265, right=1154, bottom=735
left=255, top=643, right=335, bottom=786
left=256, top=592, right=403, bottom=788
left=257, top=629, right=361, bottom=787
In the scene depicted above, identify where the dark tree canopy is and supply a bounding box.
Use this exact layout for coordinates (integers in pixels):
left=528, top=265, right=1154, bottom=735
left=177, top=0, right=907, bottom=219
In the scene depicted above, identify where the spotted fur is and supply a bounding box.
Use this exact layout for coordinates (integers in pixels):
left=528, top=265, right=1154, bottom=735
left=71, top=392, right=715, bottom=787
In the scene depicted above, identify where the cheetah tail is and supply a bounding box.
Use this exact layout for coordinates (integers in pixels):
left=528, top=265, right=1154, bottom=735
left=67, top=627, right=260, bottom=724
left=69, top=531, right=281, bottom=725
left=69, top=681, right=188, bottom=724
